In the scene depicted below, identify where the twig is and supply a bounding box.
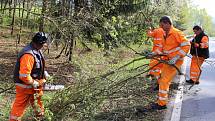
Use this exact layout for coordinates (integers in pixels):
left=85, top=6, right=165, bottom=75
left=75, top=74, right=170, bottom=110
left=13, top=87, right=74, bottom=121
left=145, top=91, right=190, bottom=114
left=0, top=85, right=14, bottom=94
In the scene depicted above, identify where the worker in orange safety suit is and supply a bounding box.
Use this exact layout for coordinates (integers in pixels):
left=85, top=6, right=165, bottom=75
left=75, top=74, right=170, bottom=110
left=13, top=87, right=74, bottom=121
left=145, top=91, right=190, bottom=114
left=9, top=32, right=48, bottom=121
left=186, top=25, right=209, bottom=84
left=146, top=27, right=165, bottom=91
left=151, top=16, right=190, bottom=110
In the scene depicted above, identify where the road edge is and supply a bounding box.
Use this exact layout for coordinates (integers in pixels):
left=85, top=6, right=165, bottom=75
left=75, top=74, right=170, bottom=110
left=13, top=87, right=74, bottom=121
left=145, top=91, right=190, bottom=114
left=163, top=57, right=188, bottom=121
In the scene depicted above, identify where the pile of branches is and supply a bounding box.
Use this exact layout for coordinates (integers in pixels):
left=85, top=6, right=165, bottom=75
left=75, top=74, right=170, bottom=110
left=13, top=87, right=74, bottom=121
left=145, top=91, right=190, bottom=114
left=46, top=55, right=159, bottom=121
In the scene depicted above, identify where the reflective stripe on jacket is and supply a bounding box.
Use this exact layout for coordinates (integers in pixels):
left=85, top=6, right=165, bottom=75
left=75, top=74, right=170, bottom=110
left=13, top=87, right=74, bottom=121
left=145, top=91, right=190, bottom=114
left=163, top=26, right=190, bottom=59
left=13, top=43, right=45, bottom=84
left=190, top=32, right=209, bottom=59
left=147, top=28, right=164, bottom=54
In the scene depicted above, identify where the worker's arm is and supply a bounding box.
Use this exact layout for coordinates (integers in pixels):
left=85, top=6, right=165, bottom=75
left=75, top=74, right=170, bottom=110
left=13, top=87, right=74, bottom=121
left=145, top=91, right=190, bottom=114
left=19, top=54, right=35, bottom=84
left=176, top=32, right=190, bottom=58
left=147, top=29, right=155, bottom=37
left=200, top=36, right=209, bottom=48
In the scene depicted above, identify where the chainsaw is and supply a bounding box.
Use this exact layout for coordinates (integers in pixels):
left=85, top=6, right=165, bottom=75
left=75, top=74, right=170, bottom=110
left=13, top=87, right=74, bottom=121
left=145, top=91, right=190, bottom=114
left=43, top=71, right=65, bottom=91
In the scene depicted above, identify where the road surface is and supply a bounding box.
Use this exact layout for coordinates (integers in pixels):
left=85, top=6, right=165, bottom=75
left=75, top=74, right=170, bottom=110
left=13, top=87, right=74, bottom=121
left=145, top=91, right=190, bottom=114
left=180, top=40, right=215, bottom=121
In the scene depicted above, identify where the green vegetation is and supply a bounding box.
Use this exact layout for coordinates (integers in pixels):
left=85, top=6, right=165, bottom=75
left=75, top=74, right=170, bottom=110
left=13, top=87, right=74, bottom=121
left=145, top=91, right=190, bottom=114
left=1, top=0, right=215, bottom=120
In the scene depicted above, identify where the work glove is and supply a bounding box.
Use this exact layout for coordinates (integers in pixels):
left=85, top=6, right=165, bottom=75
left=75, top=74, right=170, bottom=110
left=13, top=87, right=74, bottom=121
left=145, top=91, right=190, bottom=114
left=147, top=29, right=153, bottom=36
left=142, top=49, right=155, bottom=58
left=186, top=53, right=192, bottom=58
left=141, top=49, right=150, bottom=54
left=38, top=79, right=46, bottom=86
left=44, top=71, right=50, bottom=79
left=146, top=52, right=156, bottom=59
left=168, top=55, right=180, bottom=65
left=194, top=43, right=199, bottom=47
left=32, top=80, right=39, bottom=88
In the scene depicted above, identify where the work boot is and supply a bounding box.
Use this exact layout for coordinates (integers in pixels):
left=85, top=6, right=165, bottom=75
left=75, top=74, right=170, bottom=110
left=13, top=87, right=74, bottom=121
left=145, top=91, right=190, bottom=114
left=151, top=103, right=167, bottom=110
left=195, top=81, right=200, bottom=84
left=186, top=79, right=199, bottom=85
left=186, top=79, right=194, bottom=84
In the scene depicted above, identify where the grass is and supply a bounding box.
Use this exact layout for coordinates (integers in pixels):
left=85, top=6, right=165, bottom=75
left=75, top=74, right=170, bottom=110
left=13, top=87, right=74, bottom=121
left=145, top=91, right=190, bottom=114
left=0, top=26, right=166, bottom=121
left=0, top=94, right=13, bottom=121
left=43, top=42, right=161, bottom=121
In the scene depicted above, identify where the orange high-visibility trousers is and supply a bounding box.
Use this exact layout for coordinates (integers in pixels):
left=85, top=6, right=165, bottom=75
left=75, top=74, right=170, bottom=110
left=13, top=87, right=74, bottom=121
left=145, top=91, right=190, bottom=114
left=157, top=60, right=183, bottom=106
left=190, top=56, right=204, bottom=82
left=149, top=59, right=163, bottom=79
left=9, top=87, right=44, bottom=121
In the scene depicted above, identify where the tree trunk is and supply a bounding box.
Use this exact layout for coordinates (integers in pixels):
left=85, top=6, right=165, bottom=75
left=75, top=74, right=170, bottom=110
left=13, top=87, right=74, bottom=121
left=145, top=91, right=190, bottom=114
left=3, top=0, right=9, bottom=14
left=39, top=0, right=48, bottom=32
left=68, top=32, right=74, bottom=61
left=18, top=0, right=25, bottom=44
left=1, top=0, right=4, bottom=12
left=9, top=0, right=13, bottom=17
left=0, top=0, right=4, bottom=24
left=25, top=0, right=34, bottom=29
left=62, top=0, right=66, bottom=16
left=11, top=0, right=17, bottom=35
left=18, top=0, right=21, bottom=18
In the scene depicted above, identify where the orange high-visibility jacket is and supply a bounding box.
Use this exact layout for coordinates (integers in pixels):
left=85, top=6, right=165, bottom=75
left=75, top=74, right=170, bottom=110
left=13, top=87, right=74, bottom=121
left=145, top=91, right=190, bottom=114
left=157, top=26, right=190, bottom=106
left=19, top=54, right=35, bottom=83
left=16, top=54, right=42, bottom=94
left=190, top=32, right=209, bottom=59
left=147, top=28, right=164, bottom=54
left=13, top=44, right=45, bottom=94
left=163, top=26, right=190, bottom=59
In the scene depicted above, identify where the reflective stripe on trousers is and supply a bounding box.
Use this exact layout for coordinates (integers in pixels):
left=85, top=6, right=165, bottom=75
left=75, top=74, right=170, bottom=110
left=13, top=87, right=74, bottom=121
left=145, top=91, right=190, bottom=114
left=149, top=68, right=161, bottom=77
left=9, top=89, right=44, bottom=121
left=157, top=60, right=183, bottom=106
left=190, top=56, right=204, bottom=81
left=149, top=59, right=163, bottom=77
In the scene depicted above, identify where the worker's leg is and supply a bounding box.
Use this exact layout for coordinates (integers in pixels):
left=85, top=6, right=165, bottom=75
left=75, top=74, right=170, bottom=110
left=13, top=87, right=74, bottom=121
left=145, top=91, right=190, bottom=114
left=9, top=92, right=32, bottom=121
left=190, top=56, right=204, bottom=82
left=149, top=59, right=163, bottom=81
left=37, top=88, right=44, bottom=115
left=149, top=60, right=163, bottom=91
left=36, top=96, right=44, bottom=116
left=157, top=61, right=182, bottom=106
left=30, top=89, right=44, bottom=117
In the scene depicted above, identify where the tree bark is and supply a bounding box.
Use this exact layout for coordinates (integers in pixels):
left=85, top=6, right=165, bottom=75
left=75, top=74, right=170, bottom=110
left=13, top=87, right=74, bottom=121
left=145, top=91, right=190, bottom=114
left=9, top=0, right=13, bottom=17
left=18, top=0, right=25, bottom=44
left=0, top=0, right=4, bottom=12
left=3, top=0, right=9, bottom=14
left=25, top=0, right=34, bottom=29
left=11, top=0, right=17, bottom=35
left=39, top=0, right=48, bottom=32
left=68, top=32, right=74, bottom=61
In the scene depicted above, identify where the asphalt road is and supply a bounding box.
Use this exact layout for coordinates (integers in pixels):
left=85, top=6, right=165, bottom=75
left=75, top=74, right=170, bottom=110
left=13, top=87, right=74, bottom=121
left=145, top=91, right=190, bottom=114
left=180, top=40, right=215, bottom=121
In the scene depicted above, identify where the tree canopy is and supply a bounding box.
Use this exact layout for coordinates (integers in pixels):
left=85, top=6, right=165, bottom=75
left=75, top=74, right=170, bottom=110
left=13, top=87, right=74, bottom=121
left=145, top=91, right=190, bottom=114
left=1, top=0, right=215, bottom=59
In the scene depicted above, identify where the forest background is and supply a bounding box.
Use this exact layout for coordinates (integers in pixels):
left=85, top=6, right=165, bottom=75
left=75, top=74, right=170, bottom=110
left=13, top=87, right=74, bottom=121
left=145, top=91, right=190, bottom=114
left=0, top=0, right=214, bottom=121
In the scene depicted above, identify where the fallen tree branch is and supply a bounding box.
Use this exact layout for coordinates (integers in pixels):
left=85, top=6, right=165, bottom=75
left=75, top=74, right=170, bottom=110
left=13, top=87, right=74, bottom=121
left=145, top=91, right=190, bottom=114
left=0, top=85, right=14, bottom=94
